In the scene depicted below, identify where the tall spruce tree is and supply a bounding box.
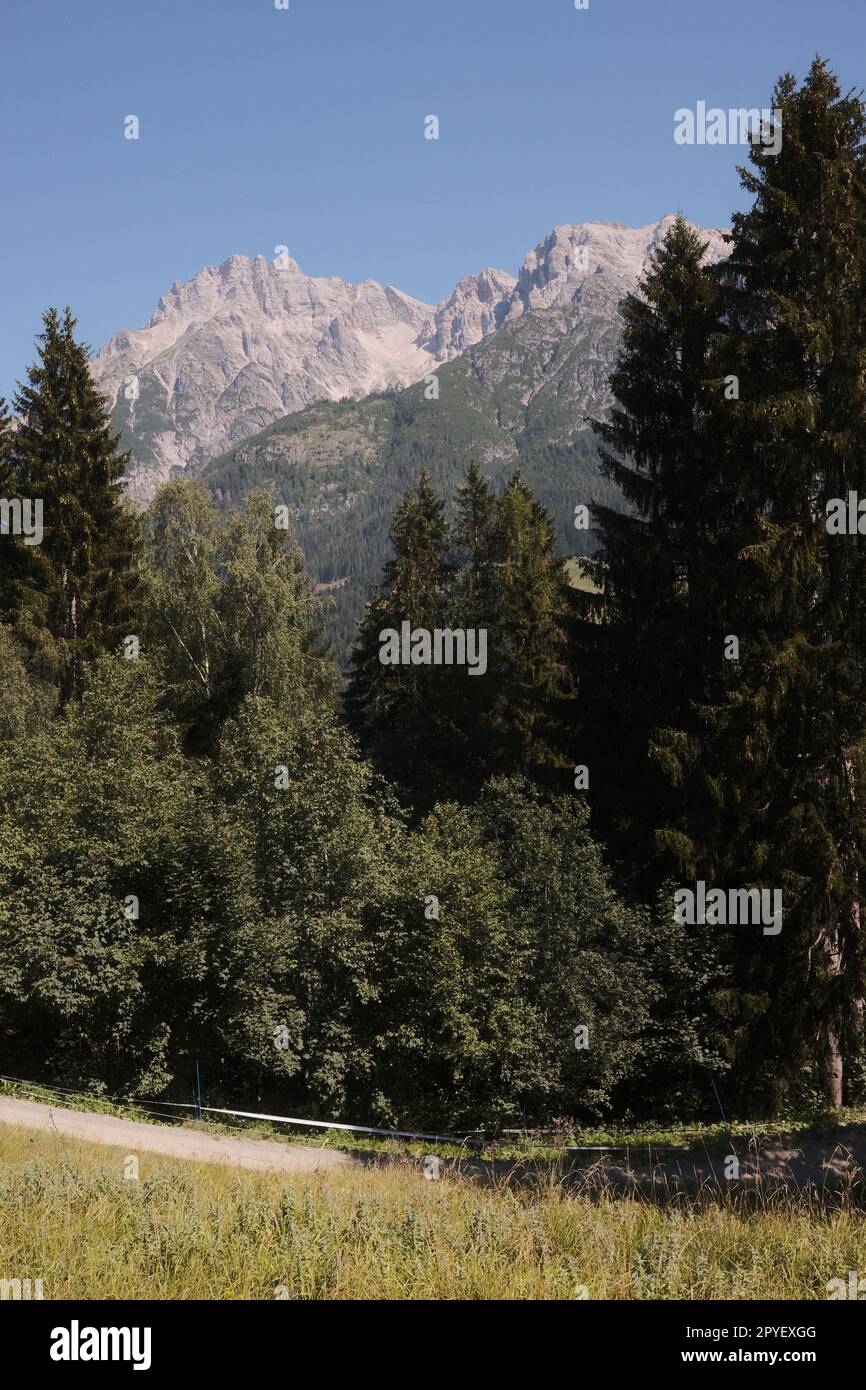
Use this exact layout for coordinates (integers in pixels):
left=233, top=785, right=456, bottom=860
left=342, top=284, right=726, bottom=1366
left=0, top=396, right=10, bottom=484
left=0, top=394, right=32, bottom=639
left=492, top=472, right=572, bottom=782
left=577, top=217, right=723, bottom=874
left=7, top=308, right=141, bottom=702
left=0, top=395, right=57, bottom=732
left=455, top=460, right=500, bottom=623
left=656, top=61, right=866, bottom=1107
left=346, top=468, right=454, bottom=799
left=447, top=460, right=502, bottom=785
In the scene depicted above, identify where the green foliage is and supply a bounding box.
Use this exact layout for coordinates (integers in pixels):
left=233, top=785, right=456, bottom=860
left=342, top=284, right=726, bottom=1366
left=142, top=480, right=337, bottom=752
left=0, top=655, right=185, bottom=1091
left=667, top=60, right=866, bottom=1107
left=3, top=308, right=141, bottom=703
left=346, top=463, right=572, bottom=809
left=492, top=473, right=573, bottom=777
left=0, top=626, right=56, bottom=739
left=576, top=215, right=724, bottom=875
left=0, top=643, right=662, bottom=1124
left=12, top=62, right=866, bottom=1133
left=0, top=291, right=769, bottom=1128
left=580, top=62, right=866, bottom=1109
left=199, top=695, right=401, bottom=1113
left=345, top=467, right=455, bottom=799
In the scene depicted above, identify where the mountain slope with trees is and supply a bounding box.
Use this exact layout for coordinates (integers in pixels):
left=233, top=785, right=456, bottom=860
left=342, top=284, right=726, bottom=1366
left=201, top=219, right=725, bottom=658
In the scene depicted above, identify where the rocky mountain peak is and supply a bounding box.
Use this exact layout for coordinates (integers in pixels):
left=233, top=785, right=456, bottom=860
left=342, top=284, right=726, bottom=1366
left=506, top=217, right=727, bottom=321
left=418, top=267, right=517, bottom=357
left=90, top=217, right=727, bottom=502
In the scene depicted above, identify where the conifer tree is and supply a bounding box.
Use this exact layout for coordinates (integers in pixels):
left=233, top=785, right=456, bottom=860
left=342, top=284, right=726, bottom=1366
left=657, top=61, right=866, bottom=1106
left=446, top=460, right=502, bottom=784
left=0, top=397, right=16, bottom=611
left=492, top=472, right=572, bottom=780
left=7, top=308, right=141, bottom=702
left=455, top=459, right=500, bottom=625
left=575, top=219, right=723, bottom=872
left=348, top=462, right=572, bottom=806
left=346, top=468, right=454, bottom=798
left=0, top=395, right=10, bottom=484
left=0, top=395, right=36, bottom=640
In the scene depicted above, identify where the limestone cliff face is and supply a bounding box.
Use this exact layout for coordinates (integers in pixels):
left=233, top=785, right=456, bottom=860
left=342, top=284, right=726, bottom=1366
left=505, top=216, right=727, bottom=320
left=91, top=254, right=515, bottom=501
left=91, top=216, right=725, bottom=503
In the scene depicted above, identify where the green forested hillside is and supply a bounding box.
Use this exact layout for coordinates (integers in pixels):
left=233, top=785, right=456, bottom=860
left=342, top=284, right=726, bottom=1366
left=202, top=297, right=624, bottom=656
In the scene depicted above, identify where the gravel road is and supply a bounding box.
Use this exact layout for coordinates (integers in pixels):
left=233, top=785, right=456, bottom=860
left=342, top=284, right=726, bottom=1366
left=0, top=1096, right=351, bottom=1174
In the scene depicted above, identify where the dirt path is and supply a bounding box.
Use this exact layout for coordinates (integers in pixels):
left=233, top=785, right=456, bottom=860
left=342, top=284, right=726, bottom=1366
left=3, top=1095, right=865, bottom=1195
left=0, top=1096, right=351, bottom=1174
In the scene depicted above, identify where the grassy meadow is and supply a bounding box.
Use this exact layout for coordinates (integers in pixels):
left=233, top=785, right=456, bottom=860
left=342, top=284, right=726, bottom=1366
left=1, top=1122, right=865, bottom=1300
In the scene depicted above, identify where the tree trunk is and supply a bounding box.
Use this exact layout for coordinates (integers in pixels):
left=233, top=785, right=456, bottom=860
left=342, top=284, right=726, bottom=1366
left=821, top=1020, right=843, bottom=1108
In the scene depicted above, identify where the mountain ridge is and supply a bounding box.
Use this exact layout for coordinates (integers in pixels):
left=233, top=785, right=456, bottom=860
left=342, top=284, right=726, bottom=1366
left=195, top=215, right=727, bottom=657
left=92, top=215, right=726, bottom=503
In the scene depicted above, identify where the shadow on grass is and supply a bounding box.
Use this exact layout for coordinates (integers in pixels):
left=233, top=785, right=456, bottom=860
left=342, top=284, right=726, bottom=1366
left=347, top=1135, right=866, bottom=1211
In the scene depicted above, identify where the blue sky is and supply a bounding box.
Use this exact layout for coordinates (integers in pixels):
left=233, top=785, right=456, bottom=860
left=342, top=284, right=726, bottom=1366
left=1, top=0, right=864, bottom=394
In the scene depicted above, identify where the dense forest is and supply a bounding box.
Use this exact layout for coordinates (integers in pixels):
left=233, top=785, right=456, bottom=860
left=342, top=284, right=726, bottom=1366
left=2, top=58, right=866, bottom=1126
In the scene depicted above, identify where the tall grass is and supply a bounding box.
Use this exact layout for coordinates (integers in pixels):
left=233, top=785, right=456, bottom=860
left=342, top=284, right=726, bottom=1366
left=0, top=1125, right=863, bottom=1299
